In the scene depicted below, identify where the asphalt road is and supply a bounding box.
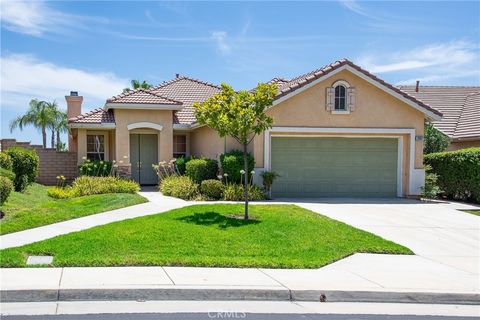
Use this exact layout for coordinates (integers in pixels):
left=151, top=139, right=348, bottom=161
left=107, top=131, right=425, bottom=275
left=3, top=314, right=477, bottom=320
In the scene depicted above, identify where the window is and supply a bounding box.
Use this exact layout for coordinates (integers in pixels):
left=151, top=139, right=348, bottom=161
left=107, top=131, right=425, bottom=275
left=173, top=135, right=187, bottom=158
left=334, top=85, right=347, bottom=110
left=86, top=135, right=105, bottom=160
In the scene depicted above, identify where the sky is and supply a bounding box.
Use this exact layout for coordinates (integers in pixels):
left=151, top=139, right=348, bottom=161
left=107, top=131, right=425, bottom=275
left=1, top=0, right=479, bottom=144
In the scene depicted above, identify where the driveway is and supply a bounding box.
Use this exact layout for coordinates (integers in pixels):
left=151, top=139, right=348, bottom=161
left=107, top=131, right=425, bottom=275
left=292, top=199, right=479, bottom=274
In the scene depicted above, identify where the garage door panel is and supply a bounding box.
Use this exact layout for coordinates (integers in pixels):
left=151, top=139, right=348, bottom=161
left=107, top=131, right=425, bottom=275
left=271, top=137, right=398, bottom=198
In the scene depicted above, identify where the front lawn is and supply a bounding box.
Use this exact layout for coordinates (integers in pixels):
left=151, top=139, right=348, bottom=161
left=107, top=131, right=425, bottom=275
left=0, top=204, right=412, bottom=268
left=0, top=184, right=147, bottom=235
left=463, top=210, right=480, bottom=217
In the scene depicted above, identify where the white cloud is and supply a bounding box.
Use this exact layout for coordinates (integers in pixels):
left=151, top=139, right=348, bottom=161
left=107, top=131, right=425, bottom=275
left=211, top=31, right=232, bottom=55
left=339, top=0, right=382, bottom=21
left=0, top=54, right=128, bottom=111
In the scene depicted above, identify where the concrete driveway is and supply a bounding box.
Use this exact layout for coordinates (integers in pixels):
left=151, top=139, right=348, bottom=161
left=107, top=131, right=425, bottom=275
left=292, top=199, right=479, bottom=274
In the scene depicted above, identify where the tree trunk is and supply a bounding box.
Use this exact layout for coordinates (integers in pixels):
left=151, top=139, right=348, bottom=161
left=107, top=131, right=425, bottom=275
left=56, top=130, right=61, bottom=150
left=243, top=143, right=249, bottom=220
left=42, top=126, right=47, bottom=148
left=51, top=130, right=55, bottom=148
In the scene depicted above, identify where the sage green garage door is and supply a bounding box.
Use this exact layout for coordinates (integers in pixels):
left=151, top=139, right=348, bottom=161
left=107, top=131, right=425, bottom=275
left=271, top=137, right=398, bottom=198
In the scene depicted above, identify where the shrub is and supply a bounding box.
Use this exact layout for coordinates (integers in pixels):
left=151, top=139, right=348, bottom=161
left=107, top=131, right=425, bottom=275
left=0, top=176, right=14, bottom=205
left=5, top=147, right=39, bottom=192
left=47, top=176, right=139, bottom=199
left=421, top=165, right=442, bottom=199
left=200, top=179, right=225, bottom=199
left=160, top=175, right=198, bottom=200
left=424, top=148, right=480, bottom=203
left=424, top=124, right=450, bottom=154
left=175, top=156, right=192, bottom=175
left=223, top=184, right=266, bottom=201
left=185, top=158, right=218, bottom=183
left=220, top=150, right=255, bottom=184
left=260, top=170, right=280, bottom=198
left=79, top=160, right=112, bottom=177
left=153, top=160, right=178, bottom=181
left=0, top=152, right=13, bottom=170
left=0, top=168, right=15, bottom=181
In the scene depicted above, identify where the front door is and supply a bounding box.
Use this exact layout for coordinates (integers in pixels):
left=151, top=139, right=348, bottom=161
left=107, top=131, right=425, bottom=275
left=130, top=134, right=159, bottom=185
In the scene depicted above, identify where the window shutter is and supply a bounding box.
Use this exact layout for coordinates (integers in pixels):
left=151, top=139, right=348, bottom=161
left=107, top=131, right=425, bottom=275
left=347, top=87, right=356, bottom=111
left=326, top=87, right=334, bottom=111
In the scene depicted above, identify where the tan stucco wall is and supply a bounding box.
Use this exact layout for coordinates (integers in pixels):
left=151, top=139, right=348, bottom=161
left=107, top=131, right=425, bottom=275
left=114, top=109, right=173, bottom=168
left=447, top=140, right=480, bottom=151
left=253, top=69, right=425, bottom=169
left=77, top=129, right=86, bottom=165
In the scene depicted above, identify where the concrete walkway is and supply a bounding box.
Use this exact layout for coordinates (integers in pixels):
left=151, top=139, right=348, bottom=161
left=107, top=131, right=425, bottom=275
left=0, top=190, right=188, bottom=250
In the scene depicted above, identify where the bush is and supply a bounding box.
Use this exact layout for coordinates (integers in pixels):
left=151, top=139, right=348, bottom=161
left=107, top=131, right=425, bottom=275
left=0, top=152, right=13, bottom=170
left=175, top=156, right=192, bottom=175
left=200, top=179, right=224, bottom=200
left=79, top=160, right=112, bottom=177
left=220, top=150, right=255, bottom=184
left=5, top=147, right=39, bottom=192
left=160, top=175, right=198, bottom=200
left=223, top=184, right=266, bottom=201
left=424, top=148, right=480, bottom=203
left=424, top=124, right=449, bottom=154
left=421, top=165, right=442, bottom=199
left=185, top=158, right=218, bottom=183
left=0, top=176, right=14, bottom=205
left=47, top=176, right=139, bottom=199
left=0, top=168, right=15, bottom=181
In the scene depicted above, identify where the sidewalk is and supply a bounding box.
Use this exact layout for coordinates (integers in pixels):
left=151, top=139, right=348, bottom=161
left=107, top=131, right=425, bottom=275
left=0, top=190, right=188, bottom=250
left=2, top=253, right=478, bottom=305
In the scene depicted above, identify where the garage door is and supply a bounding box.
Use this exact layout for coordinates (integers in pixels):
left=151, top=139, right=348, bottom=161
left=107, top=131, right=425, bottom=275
left=271, top=137, right=398, bottom=198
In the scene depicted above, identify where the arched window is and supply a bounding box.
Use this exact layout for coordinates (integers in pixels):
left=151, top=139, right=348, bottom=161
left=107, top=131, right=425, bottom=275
left=334, top=85, right=347, bottom=110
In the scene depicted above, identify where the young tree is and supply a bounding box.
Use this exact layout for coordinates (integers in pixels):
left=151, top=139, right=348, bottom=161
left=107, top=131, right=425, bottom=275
left=10, top=99, right=55, bottom=148
left=424, top=123, right=450, bottom=154
left=194, top=83, right=277, bottom=219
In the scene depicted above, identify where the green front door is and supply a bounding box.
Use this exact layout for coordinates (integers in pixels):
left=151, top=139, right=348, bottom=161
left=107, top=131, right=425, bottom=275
left=130, top=134, right=159, bottom=185
left=271, top=137, right=398, bottom=198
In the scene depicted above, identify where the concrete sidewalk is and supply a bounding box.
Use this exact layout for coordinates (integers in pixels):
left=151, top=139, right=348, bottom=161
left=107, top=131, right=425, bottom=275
left=0, top=190, right=188, bottom=250
left=2, top=253, right=478, bottom=305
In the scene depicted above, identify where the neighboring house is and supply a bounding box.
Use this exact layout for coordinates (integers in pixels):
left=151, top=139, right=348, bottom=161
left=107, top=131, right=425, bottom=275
left=399, top=85, right=480, bottom=151
left=68, top=59, right=442, bottom=198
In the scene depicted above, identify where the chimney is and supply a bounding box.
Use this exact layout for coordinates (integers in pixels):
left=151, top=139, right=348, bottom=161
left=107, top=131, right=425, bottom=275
left=175, top=73, right=180, bottom=79
left=415, top=80, right=420, bottom=92
left=65, top=91, right=83, bottom=119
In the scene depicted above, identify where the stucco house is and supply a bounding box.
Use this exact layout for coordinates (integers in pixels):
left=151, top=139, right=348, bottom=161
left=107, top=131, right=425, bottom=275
left=67, top=59, right=443, bottom=198
left=399, top=84, right=480, bottom=151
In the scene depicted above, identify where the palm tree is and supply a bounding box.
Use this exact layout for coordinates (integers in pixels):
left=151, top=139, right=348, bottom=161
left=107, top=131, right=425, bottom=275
left=123, top=80, right=151, bottom=93
left=54, top=109, right=68, bottom=151
left=10, top=99, right=56, bottom=148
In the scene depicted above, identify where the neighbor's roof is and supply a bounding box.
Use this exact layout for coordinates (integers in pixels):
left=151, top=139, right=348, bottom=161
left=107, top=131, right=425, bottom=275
left=274, top=59, right=443, bottom=118
left=150, top=76, right=221, bottom=125
left=68, top=108, right=115, bottom=125
left=106, top=88, right=182, bottom=105
left=399, top=86, right=480, bottom=140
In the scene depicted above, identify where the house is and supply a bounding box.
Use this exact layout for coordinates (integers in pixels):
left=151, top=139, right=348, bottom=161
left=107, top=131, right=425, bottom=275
left=399, top=84, right=480, bottom=151
left=68, top=59, right=442, bottom=198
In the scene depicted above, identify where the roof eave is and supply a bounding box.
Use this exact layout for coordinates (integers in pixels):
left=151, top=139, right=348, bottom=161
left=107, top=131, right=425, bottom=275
left=105, top=103, right=184, bottom=111
left=68, top=123, right=116, bottom=129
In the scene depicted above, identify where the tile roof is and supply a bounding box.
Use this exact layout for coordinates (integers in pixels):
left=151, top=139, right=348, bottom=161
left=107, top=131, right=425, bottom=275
left=399, top=86, right=480, bottom=140
left=150, top=76, right=221, bottom=125
left=106, top=88, right=182, bottom=105
left=274, top=59, right=443, bottom=118
left=68, top=108, right=115, bottom=124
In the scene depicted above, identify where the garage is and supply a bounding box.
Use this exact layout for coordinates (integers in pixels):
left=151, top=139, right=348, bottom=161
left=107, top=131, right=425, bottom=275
left=270, top=137, right=399, bottom=198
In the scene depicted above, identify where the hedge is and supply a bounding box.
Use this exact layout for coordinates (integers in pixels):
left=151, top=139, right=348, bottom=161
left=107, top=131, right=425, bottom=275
left=220, top=150, right=255, bottom=184
left=5, top=147, right=39, bottom=192
left=185, top=158, right=218, bottom=183
left=424, top=148, right=480, bottom=203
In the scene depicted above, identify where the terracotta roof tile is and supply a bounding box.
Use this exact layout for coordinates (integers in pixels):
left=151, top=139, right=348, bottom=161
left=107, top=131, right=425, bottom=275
left=399, top=86, right=480, bottom=139
left=107, top=88, right=182, bottom=105
left=68, top=108, right=115, bottom=124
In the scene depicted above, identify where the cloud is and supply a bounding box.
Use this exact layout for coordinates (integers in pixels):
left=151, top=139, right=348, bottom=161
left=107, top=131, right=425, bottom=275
left=0, top=54, right=128, bottom=110
left=211, top=31, right=232, bottom=55
left=339, top=0, right=383, bottom=21
left=0, top=0, right=106, bottom=37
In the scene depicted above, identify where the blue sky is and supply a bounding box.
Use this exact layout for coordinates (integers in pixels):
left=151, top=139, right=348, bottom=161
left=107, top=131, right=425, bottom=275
left=1, top=0, right=479, bottom=144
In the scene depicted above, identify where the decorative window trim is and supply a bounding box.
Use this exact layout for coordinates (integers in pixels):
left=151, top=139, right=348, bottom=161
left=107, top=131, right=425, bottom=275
left=331, top=110, right=351, bottom=115
left=326, top=80, right=356, bottom=114
left=332, top=80, right=351, bottom=88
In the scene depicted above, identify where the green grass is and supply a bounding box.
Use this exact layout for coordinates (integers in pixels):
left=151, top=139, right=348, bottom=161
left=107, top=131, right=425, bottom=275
left=0, top=184, right=147, bottom=235
left=463, top=210, right=480, bottom=216
left=0, top=204, right=412, bottom=268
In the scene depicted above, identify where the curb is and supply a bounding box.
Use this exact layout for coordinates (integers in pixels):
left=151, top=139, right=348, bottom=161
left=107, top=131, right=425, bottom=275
left=2, top=288, right=479, bottom=305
